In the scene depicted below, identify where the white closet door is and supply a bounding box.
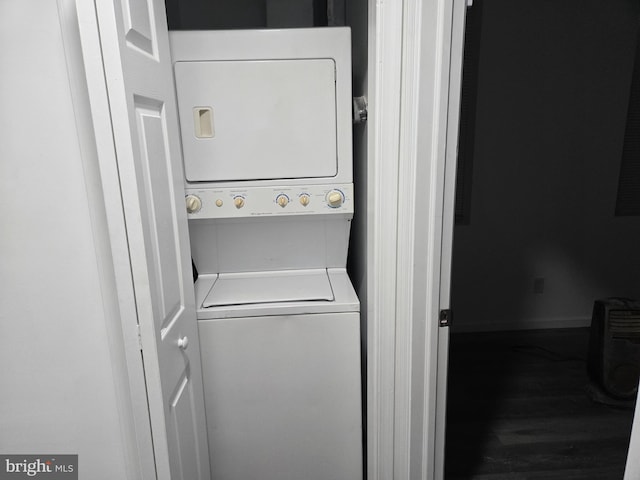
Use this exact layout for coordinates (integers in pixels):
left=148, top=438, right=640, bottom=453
left=89, top=1, right=210, bottom=478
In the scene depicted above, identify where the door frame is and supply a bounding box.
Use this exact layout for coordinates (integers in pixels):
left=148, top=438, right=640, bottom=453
left=367, top=0, right=467, bottom=478
left=386, top=2, right=640, bottom=479
left=434, top=1, right=468, bottom=478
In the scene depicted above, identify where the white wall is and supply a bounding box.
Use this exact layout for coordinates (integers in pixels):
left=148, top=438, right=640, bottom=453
left=0, top=2, right=136, bottom=477
left=451, top=0, right=640, bottom=332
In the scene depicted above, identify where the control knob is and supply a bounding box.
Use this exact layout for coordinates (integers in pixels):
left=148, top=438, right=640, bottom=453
left=277, top=195, right=289, bottom=208
left=326, top=190, right=344, bottom=208
left=185, top=195, right=202, bottom=214
left=234, top=197, right=245, bottom=209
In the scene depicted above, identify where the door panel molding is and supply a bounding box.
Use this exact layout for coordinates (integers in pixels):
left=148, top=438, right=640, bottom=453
left=121, top=0, right=157, bottom=58
left=133, top=102, right=184, bottom=330
left=169, top=371, right=202, bottom=480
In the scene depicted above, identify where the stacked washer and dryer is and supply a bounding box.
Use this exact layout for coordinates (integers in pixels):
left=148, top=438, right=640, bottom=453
left=170, top=28, right=362, bottom=480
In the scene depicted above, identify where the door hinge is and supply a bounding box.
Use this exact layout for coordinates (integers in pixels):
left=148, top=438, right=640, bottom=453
left=353, top=96, right=368, bottom=124
left=439, top=309, right=452, bottom=327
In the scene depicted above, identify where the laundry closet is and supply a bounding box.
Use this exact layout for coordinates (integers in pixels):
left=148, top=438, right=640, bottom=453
left=169, top=22, right=362, bottom=480
left=167, top=3, right=370, bottom=479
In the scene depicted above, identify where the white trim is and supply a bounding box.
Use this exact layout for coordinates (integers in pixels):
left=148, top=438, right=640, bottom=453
left=624, top=394, right=640, bottom=479
left=452, top=316, right=592, bottom=333
left=366, top=0, right=404, bottom=478
left=439, top=0, right=467, bottom=320
left=434, top=0, right=468, bottom=478
left=393, top=0, right=423, bottom=477
left=391, top=0, right=463, bottom=478
left=416, top=0, right=453, bottom=475
left=433, top=331, right=450, bottom=479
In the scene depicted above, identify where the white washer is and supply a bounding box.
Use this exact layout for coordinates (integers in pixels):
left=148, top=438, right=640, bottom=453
left=195, top=269, right=361, bottom=480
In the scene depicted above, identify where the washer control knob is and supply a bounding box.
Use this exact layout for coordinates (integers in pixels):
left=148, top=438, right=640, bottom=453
left=215, top=199, right=223, bottom=207
left=299, top=194, right=310, bottom=207
left=185, top=195, right=202, bottom=214
left=326, top=190, right=344, bottom=208
left=234, top=197, right=245, bottom=209
left=277, top=195, right=289, bottom=208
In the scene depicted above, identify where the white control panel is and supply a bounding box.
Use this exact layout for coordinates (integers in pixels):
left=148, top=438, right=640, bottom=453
left=185, top=184, right=354, bottom=219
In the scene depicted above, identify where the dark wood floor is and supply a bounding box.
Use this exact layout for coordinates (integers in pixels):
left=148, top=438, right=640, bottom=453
left=445, top=328, right=636, bottom=479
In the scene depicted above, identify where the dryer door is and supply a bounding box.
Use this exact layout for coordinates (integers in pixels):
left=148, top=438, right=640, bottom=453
left=174, top=59, right=338, bottom=182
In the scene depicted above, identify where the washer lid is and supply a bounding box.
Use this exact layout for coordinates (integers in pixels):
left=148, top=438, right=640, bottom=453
left=202, top=269, right=334, bottom=308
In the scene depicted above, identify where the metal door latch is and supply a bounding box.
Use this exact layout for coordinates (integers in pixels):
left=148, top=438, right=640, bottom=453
left=353, top=96, right=368, bottom=124
left=439, top=309, right=452, bottom=327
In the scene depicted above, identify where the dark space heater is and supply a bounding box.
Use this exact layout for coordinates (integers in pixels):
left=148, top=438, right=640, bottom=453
left=588, top=298, right=640, bottom=400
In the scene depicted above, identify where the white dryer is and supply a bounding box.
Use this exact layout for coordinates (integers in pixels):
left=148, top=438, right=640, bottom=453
left=170, top=28, right=362, bottom=480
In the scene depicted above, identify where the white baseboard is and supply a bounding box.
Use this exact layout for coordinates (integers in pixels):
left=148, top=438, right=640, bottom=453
left=451, top=316, right=592, bottom=333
